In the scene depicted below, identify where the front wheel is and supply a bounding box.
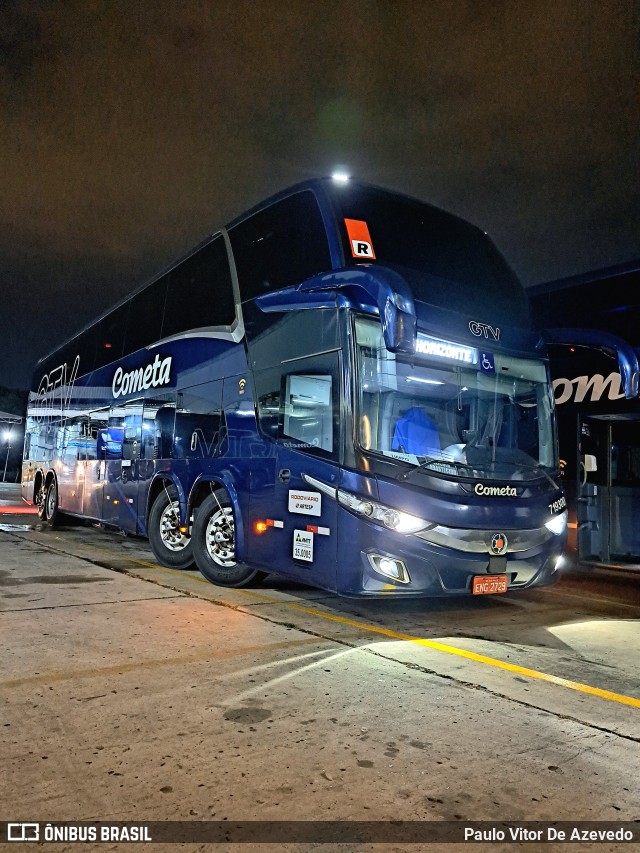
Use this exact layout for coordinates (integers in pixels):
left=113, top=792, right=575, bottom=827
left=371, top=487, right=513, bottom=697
left=191, top=491, right=266, bottom=588
left=148, top=487, right=194, bottom=570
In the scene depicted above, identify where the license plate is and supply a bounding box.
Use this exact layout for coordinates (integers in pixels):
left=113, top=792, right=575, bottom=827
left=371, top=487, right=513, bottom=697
left=472, top=574, right=508, bottom=595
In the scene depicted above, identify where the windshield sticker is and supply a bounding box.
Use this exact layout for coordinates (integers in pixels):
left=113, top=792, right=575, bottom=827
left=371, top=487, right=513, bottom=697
left=344, top=219, right=376, bottom=260
left=381, top=450, right=420, bottom=466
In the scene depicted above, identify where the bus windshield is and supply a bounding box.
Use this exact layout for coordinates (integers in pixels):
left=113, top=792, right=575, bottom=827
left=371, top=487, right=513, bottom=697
left=354, top=317, right=558, bottom=480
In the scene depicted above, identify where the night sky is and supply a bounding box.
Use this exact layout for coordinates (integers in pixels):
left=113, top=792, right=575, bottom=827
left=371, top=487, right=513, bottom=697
left=1, top=0, right=638, bottom=390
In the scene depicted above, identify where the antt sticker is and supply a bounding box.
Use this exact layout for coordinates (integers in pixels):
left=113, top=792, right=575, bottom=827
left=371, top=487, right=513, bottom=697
left=344, top=219, right=376, bottom=260
left=293, top=529, right=314, bottom=562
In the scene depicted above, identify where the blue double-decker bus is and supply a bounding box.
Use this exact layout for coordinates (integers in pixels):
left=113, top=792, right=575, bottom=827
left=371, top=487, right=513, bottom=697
left=24, top=178, right=585, bottom=596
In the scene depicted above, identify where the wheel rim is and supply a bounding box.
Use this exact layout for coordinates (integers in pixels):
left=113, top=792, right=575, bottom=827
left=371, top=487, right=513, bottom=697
left=46, top=485, right=56, bottom=518
left=204, top=507, right=236, bottom=566
left=159, top=500, right=189, bottom=552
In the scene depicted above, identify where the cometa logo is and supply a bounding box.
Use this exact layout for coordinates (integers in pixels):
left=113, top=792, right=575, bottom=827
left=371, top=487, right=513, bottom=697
left=112, top=354, right=172, bottom=398
left=474, top=483, right=517, bottom=497
left=553, top=373, right=624, bottom=405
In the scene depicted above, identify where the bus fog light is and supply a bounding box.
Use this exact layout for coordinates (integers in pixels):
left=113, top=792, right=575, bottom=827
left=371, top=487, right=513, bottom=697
left=545, top=510, right=568, bottom=536
left=367, top=554, right=410, bottom=584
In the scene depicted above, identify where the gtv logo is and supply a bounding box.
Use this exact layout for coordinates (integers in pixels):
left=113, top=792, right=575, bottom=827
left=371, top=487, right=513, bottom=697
left=553, top=372, right=624, bottom=405
left=469, top=320, right=500, bottom=341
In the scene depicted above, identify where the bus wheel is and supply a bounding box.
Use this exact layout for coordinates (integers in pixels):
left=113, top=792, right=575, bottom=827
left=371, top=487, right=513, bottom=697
left=148, top=487, right=194, bottom=570
left=192, top=491, right=266, bottom=588
left=36, top=481, right=48, bottom=521
left=42, top=479, right=59, bottom=527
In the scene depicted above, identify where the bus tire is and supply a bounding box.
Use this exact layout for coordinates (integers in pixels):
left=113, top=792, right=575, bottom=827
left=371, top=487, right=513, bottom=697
left=148, top=487, right=195, bottom=570
left=192, top=491, right=266, bottom=588
left=36, top=479, right=48, bottom=522
left=42, top=479, right=59, bottom=527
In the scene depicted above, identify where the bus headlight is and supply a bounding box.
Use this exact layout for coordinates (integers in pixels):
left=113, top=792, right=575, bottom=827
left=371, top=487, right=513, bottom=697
left=302, top=474, right=432, bottom=535
left=545, top=510, right=568, bottom=536
left=336, top=488, right=430, bottom=534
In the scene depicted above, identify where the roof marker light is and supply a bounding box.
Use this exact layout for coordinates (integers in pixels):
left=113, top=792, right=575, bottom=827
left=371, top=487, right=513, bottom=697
left=332, top=171, right=350, bottom=183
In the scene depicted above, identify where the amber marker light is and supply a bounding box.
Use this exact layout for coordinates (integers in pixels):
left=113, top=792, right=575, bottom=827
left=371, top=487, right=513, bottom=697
left=254, top=521, right=268, bottom=534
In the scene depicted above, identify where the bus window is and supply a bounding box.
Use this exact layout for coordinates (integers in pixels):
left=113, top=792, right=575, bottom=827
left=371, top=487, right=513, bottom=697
left=125, top=277, right=168, bottom=355
left=283, top=374, right=333, bottom=452
left=121, top=403, right=144, bottom=461
left=230, top=191, right=331, bottom=302
left=255, top=352, right=340, bottom=457
left=175, top=380, right=223, bottom=459
left=95, top=303, right=130, bottom=369
left=162, top=237, right=235, bottom=338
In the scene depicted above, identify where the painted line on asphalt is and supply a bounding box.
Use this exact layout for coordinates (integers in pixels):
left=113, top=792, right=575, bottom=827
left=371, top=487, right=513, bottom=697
left=24, top=537, right=640, bottom=711
left=278, top=603, right=640, bottom=710
left=139, top=559, right=640, bottom=710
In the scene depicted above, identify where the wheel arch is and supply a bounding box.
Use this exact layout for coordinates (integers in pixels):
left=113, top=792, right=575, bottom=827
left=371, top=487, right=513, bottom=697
left=146, top=473, right=187, bottom=535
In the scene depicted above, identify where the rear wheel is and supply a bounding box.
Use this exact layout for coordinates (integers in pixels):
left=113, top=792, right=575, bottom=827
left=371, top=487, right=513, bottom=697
left=40, top=479, right=58, bottom=527
left=36, top=479, right=48, bottom=521
left=148, top=486, right=194, bottom=570
left=192, top=490, right=266, bottom=587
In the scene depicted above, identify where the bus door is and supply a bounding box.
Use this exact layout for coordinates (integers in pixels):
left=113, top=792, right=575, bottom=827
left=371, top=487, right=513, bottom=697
left=609, top=419, right=640, bottom=561
left=577, top=416, right=609, bottom=562
left=57, top=417, right=85, bottom=515
left=116, top=402, right=144, bottom=533
left=83, top=408, right=110, bottom=521
left=139, top=394, right=177, bottom=535
left=249, top=353, right=340, bottom=589
left=101, top=408, right=127, bottom=529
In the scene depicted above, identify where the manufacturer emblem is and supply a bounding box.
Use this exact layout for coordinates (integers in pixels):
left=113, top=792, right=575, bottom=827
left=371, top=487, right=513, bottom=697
left=469, top=320, right=500, bottom=340
left=490, top=533, right=508, bottom=555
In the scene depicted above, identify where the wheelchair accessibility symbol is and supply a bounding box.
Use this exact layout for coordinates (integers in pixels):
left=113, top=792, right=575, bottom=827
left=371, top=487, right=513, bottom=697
left=480, top=352, right=495, bottom=375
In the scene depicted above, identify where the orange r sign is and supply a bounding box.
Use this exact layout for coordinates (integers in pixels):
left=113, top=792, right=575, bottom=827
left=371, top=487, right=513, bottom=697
left=344, top=219, right=376, bottom=260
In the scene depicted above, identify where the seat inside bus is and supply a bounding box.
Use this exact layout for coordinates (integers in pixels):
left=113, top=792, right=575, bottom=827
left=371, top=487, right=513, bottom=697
left=391, top=407, right=441, bottom=456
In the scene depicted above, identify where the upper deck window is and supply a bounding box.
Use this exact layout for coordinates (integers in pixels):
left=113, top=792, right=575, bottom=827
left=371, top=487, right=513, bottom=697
left=162, top=235, right=235, bottom=338
left=329, top=185, right=528, bottom=323
left=229, top=191, right=331, bottom=302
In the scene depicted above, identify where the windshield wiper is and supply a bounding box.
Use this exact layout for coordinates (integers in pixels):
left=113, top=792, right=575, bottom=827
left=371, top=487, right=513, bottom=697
left=398, top=456, right=470, bottom=481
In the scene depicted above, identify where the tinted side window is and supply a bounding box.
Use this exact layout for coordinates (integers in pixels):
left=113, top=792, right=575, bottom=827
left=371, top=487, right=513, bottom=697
left=95, top=303, right=130, bottom=369
left=230, top=191, right=331, bottom=302
left=125, top=276, right=168, bottom=355
left=254, top=351, right=340, bottom=459
left=162, top=236, right=235, bottom=338
left=143, top=394, right=176, bottom=460
left=175, top=380, right=224, bottom=459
